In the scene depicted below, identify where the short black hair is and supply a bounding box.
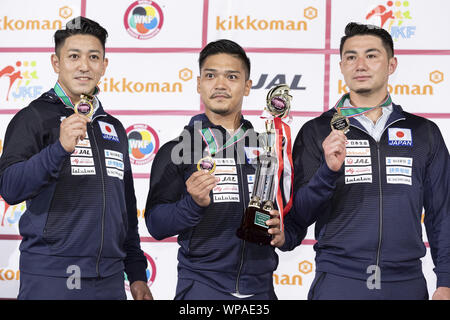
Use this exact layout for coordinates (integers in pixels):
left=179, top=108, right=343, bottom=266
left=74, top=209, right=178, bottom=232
left=340, top=22, right=394, bottom=58
left=54, top=16, right=108, bottom=57
left=199, top=39, right=251, bottom=80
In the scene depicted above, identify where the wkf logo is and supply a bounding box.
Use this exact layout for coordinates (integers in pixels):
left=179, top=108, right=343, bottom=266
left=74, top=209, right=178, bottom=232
left=388, top=128, right=412, bottom=146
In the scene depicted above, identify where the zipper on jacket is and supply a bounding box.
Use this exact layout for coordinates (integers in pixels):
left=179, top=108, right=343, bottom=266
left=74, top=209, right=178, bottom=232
left=375, top=143, right=383, bottom=284
left=89, top=120, right=107, bottom=277
left=349, top=117, right=405, bottom=284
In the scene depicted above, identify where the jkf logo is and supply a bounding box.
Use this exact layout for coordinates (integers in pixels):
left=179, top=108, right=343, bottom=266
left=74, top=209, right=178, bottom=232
left=366, top=1, right=416, bottom=41
left=0, top=60, right=42, bottom=102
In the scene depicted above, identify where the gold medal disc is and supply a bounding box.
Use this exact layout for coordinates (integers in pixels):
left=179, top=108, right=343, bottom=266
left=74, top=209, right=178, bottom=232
left=74, top=94, right=94, bottom=118
left=197, top=156, right=216, bottom=174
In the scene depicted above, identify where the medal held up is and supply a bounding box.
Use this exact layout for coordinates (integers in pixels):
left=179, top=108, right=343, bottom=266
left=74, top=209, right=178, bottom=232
left=74, top=94, right=94, bottom=118
left=236, top=84, right=294, bottom=245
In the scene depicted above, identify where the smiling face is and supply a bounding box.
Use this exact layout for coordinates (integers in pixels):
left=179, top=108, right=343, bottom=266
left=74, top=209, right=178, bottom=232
left=51, top=34, right=108, bottom=104
left=340, top=35, right=397, bottom=97
left=197, top=53, right=252, bottom=117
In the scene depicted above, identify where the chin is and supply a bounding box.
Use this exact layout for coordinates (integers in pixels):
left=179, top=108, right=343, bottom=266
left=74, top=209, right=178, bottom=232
left=208, top=105, right=230, bottom=115
left=354, top=88, right=373, bottom=95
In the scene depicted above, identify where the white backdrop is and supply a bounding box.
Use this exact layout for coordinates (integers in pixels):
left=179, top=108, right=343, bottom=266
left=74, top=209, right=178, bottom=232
left=0, top=0, right=448, bottom=300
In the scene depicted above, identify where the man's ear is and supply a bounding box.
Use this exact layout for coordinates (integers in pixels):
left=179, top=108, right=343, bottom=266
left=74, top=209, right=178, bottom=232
left=244, top=79, right=252, bottom=96
left=51, top=54, right=60, bottom=74
left=389, top=56, right=398, bottom=75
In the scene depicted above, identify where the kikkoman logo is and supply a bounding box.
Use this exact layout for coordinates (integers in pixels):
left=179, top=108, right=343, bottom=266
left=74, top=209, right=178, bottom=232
left=0, top=6, right=72, bottom=31
left=338, top=70, right=444, bottom=96
left=216, top=6, right=318, bottom=31
left=273, top=260, right=313, bottom=286
left=100, top=68, right=192, bottom=93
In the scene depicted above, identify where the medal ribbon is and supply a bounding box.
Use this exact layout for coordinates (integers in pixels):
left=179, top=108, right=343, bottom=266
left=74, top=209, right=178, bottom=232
left=334, top=93, right=392, bottom=118
left=273, top=117, right=293, bottom=231
left=53, top=82, right=99, bottom=109
left=199, top=123, right=248, bottom=156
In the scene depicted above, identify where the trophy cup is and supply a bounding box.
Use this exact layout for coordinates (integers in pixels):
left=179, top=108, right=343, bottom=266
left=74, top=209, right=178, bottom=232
left=236, top=84, right=292, bottom=245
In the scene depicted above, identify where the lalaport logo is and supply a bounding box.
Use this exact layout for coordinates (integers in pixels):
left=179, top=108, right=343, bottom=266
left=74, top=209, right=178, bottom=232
left=124, top=0, right=164, bottom=40
left=126, top=124, right=159, bottom=165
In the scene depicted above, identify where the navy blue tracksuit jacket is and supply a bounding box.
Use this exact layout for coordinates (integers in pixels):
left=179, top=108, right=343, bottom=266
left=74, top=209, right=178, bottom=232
left=282, top=104, right=450, bottom=291
left=0, top=89, right=147, bottom=286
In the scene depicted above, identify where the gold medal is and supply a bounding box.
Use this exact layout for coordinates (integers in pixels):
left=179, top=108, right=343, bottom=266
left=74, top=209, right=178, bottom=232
left=74, top=94, right=94, bottom=118
left=197, top=156, right=216, bottom=174
left=330, top=108, right=350, bottom=134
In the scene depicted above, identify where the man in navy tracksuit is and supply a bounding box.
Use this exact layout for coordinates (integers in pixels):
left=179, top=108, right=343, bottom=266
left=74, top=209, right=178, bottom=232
left=145, top=40, right=293, bottom=299
left=0, top=17, right=152, bottom=300
left=281, top=23, right=450, bottom=299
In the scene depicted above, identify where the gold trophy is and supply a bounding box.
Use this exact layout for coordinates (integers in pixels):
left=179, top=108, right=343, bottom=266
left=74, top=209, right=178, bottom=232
left=236, top=84, right=292, bottom=245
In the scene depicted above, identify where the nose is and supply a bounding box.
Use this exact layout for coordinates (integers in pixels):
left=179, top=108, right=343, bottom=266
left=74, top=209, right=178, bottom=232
left=214, top=75, right=228, bottom=90
left=78, top=56, right=89, bottom=72
left=355, top=56, right=368, bottom=71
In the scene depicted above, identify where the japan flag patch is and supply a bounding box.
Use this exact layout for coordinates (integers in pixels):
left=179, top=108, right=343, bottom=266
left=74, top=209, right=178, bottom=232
left=98, top=121, right=120, bottom=142
left=388, top=128, right=412, bottom=147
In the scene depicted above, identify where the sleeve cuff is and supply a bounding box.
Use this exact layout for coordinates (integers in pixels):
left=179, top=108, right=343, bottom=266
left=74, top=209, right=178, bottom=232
left=436, top=272, right=450, bottom=288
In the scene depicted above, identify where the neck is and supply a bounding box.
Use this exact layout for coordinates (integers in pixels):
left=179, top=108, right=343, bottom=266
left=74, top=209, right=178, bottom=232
left=205, top=110, right=242, bottom=131
left=349, top=90, right=388, bottom=123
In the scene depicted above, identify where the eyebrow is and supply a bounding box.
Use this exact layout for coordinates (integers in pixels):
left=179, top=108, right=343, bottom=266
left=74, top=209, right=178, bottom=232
left=343, top=48, right=382, bottom=55
left=203, top=68, right=241, bottom=74
left=67, top=48, right=102, bottom=53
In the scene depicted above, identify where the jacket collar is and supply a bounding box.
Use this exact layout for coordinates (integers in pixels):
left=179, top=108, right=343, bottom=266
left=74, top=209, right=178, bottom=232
left=41, top=88, right=108, bottom=119
left=187, top=113, right=253, bottom=131
left=326, top=103, right=406, bottom=132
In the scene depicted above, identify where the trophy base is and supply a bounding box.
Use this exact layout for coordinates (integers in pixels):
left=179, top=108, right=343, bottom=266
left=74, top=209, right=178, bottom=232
left=236, top=206, right=272, bottom=245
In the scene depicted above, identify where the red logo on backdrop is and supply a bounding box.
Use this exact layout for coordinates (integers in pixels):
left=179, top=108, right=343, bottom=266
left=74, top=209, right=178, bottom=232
left=125, top=252, right=157, bottom=291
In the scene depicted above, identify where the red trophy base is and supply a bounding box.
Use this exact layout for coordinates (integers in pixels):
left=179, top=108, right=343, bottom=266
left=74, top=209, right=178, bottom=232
left=236, top=206, right=272, bottom=245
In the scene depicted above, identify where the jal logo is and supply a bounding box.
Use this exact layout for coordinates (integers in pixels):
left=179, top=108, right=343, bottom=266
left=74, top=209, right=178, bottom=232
left=388, top=128, right=413, bottom=146
left=345, top=157, right=371, bottom=166
left=124, top=0, right=164, bottom=40
left=252, top=74, right=306, bottom=90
